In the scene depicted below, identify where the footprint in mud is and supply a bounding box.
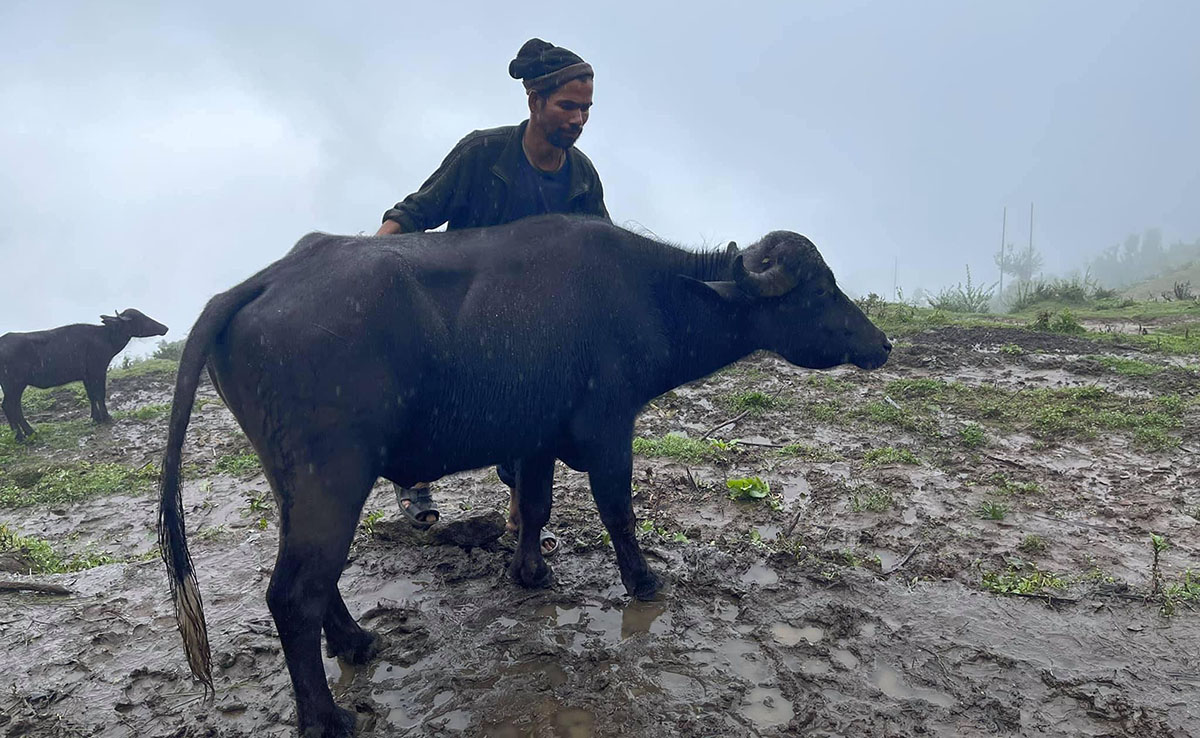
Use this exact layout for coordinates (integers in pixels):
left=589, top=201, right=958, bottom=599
left=740, top=560, right=779, bottom=586
left=872, top=662, right=955, bottom=708
left=741, top=686, right=795, bottom=729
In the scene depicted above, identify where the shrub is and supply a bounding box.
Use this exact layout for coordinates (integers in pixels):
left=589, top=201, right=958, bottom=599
left=927, top=266, right=995, bottom=313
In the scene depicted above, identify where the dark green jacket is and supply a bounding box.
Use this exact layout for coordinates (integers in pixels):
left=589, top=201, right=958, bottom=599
left=382, top=120, right=609, bottom=232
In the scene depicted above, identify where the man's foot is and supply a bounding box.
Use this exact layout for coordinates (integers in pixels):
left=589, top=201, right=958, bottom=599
left=395, top=484, right=439, bottom=529
left=505, top=518, right=558, bottom=557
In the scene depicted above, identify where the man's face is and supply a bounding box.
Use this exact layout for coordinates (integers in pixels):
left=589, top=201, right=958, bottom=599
left=531, top=77, right=593, bottom=149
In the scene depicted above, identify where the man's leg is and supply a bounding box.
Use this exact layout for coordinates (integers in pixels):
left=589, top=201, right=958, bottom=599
left=499, top=461, right=558, bottom=556
left=394, top=480, right=439, bottom=528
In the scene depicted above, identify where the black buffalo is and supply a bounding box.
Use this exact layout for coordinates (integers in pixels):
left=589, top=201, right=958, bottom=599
left=159, top=215, right=890, bottom=736
left=0, top=309, right=169, bottom=441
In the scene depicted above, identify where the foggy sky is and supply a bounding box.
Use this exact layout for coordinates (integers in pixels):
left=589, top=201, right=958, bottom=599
left=2, top=1, right=1198, bottom=357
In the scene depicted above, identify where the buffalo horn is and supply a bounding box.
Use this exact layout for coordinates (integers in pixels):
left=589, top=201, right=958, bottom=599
left=734, top=255, right=800, bottom=297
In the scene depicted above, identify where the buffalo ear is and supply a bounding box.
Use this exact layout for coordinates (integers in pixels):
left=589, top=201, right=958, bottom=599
left=674, top=275, right=748, bottom=305
left=725, top=241, right=738, bottom=257
left=100, top=314, right=118, bottom=324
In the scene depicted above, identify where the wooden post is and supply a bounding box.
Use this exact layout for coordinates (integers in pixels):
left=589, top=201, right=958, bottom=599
left=999, top=206, right=1007, bottom=296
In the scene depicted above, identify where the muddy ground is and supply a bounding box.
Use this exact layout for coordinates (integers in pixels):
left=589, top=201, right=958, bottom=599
left=1, top=323, right=1198, bottom=737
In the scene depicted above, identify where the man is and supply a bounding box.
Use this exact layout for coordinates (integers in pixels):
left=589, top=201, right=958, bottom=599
left=375, top=38, right=609, bottom=555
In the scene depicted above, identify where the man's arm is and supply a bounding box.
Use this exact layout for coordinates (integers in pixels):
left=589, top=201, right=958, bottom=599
left=375, top=220, right=403, bottom=236
left=379, top=138, right=475, bottom=234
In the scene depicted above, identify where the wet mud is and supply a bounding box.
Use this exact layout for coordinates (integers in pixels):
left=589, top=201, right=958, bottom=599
left=2, top=325, right=1198, bottom=737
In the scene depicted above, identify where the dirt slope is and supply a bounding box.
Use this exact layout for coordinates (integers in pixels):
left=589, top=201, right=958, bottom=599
left=1, top=324, right=1198, bottom=737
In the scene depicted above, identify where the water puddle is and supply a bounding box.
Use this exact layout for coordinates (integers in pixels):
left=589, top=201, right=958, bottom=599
left=771, top=622, right=824, bottom=646
left=621, top=598, right=671, bottom=638
left=373, top=578, right=428, bottom=605
left=872, top=664, right=955, bottom=708
left=740, top=686, right=794, bottom=728
left=537, top=600, right=671, bottom=641
left=486, top=701, right=596, bottom=737
left=688, top=638, right=773, bottom=684
left=873, top=549, right=900, bottom=571
left=740, top=561, right=779, bottom=586
left=832, top=648, right=859, bottom=669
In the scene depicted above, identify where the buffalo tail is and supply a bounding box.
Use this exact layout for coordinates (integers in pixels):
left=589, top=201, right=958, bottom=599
left=158, top=281, right=265, bottom=692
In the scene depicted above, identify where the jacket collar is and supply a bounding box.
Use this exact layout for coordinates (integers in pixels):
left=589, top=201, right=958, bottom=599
left=492, top=120, right=592, bottom=202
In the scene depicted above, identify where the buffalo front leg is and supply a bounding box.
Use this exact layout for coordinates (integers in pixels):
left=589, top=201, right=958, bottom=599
left=1, top=384, right=32, bottom=441
left=83, top=372, right=110, bottom=423
left=588, top=446, right=662, bottom=600
left=508, top=454, right=556, bottom=589
left=266, top=455, right=375, bottom=738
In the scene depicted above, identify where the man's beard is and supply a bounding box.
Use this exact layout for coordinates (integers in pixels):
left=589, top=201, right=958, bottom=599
left=547, top=127, right=581, bottom=149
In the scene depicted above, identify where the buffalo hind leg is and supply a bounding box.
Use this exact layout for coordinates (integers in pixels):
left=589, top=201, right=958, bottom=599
left=324, top=590, right=380, bottom=665
left=588, top=445, right=662, bottom=600
left=509, top=454, right=556, bottom=589
left=266, top=453, right=375, bottom=738
left=1, top=384, right=32, bottom=441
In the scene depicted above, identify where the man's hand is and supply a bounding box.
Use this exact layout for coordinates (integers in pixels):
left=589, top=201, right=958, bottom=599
left=375, top=220, right=403, bottom=236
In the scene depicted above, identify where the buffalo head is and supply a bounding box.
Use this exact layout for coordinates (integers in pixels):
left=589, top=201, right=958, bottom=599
left=101, top=309, right=169, bottom=338
left=730, top=232, right=891, bottom=370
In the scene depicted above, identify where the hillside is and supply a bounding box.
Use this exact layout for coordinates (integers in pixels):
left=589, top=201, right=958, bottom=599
left=1, top=311, right=1198, bottom=737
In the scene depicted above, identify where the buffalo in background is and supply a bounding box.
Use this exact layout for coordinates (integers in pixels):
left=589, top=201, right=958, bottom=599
left=0, top=309, right=169, bottom=441
left=159, top=215, right=890, bottom=736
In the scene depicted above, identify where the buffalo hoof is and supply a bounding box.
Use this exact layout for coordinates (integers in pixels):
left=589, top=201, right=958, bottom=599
left=301, top=706, right=356, bottom=738
left=510, top=556, right=554, bottom=590
left=325, top=629, right=381, bottom=666
left=626, top=570, right=665, bottom=601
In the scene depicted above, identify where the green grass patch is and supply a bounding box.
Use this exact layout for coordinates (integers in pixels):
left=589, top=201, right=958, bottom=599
left=1093, top=356, right=1164, bottom=376
left=632, top=435, right=738, bottom=463
left=777, top=443, right=842, bottom=462
left=116, top=403, right=172, bottom=421
left=868, top=378, right=1184, bottom=448
left=978, top=501, right=1009, bottom=520
left=19, top=383, right=89, bottom=413
left=988, top=473, right=1041, bottom=496
left=805, top=374, right=854, bottom=393
left=1018, top=534, right=1047, bottom=554
left=722, top=390, right=787, bottom=416
left=216, top=453, right=262, bottom=476
left=0, top=524, right=120, bottom=574
left=0, top=462, right=158, bottom=507
left=863, top=446, right=920, bottom=466
left=107, top=358, right=179, bottom=381
left=982, top=562, right=1066, bottom=595
left=959, top=423, right=986, bottom=448
left=804, top=400, right=844, bottom=423
left=849, top=486, right=894, bottom=513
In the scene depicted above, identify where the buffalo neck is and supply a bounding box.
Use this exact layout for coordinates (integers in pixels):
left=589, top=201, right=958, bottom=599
left=643, top=243, right=753, bottom=392
left=102, top=322, right=133, bottom=356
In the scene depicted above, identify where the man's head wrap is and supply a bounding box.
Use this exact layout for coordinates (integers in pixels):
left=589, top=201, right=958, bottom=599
left=509, top=38, right=593, bottom=93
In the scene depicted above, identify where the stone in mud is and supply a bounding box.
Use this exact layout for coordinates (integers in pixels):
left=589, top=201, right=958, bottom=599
left=0, top=550, right=38, bottom=574
left=430, top=511, right=507, bottom=548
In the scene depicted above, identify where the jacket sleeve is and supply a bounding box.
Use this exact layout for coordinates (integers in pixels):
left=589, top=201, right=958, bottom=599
left=592, top=178, right=611, bottom=223
left=381, top=137, right=474, bottom=232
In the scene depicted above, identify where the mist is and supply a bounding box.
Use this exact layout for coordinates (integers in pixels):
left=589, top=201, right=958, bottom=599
left=2, top=1, right=1198, bottom=356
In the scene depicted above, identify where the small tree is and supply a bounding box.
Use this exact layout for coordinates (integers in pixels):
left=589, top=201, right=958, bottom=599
left=994, top=242, right=1043, bottom=285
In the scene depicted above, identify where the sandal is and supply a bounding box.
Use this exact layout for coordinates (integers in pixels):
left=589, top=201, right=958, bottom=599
left=539, top=528, right=559, bottom=558
left=395, top=484, right=440, bottom=529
